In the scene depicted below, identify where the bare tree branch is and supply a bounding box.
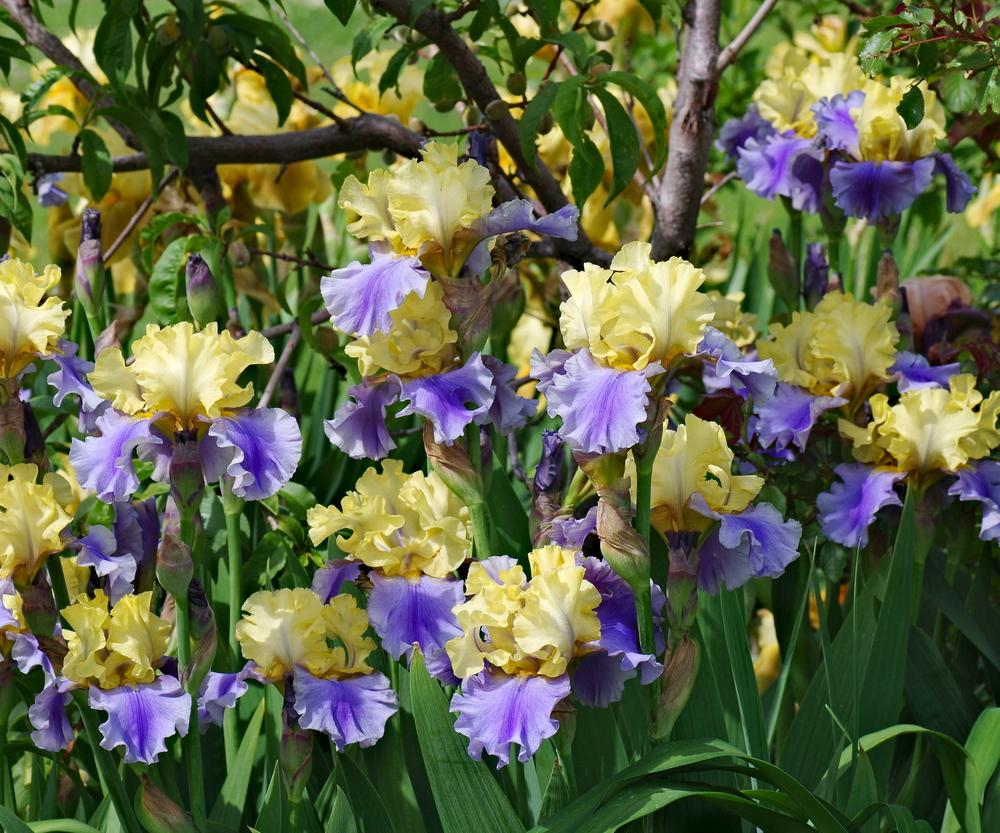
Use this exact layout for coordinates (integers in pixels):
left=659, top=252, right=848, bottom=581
left=716, top=0, right=780, bottom=74
left=650, top=0, right=721, bottom=261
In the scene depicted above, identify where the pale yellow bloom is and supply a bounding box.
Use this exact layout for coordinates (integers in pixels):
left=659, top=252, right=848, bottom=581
left=0, top=259, right=68, bottom=379
left=0, top=464, right=71, bottom=583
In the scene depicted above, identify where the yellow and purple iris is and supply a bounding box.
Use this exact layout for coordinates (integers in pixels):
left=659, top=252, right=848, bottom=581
left=67, top=322, right=301, bottom=503
left=0, top=463, right=72, bottom=584
left=0, top=258, right=69, bottom=382
left=819, top=374, right=1000, bottom=547
left=307, top=459, right=471, bottom=680
left=235, top=588, right=398, bottom=750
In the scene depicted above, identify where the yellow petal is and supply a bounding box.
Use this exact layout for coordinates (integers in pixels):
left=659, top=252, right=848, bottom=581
left=236, top=588, right=331, bottom=681
left=0, top=259, right=69, bottom=378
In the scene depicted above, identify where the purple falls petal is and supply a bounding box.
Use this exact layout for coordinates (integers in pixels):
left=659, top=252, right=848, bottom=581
left=890, top=351, right=961, bottom=392
left=397, top=353, right=496, bottom=444
left=114, top=498, right=160, bottom=580
left=12, top=632, right=55, bottom=683
left=529, top=348, right=572, bottom=395
left=198, top=665, right=252, bottom=727
left=450, top=670, right=570, bottom=768
left=933, top=153, right=976, bottom=213
left=47, top=340, right=103, bottom=412
left=948, top=461, right=1000, bottom=542
left=70, top=410, right=162, bottom=502
left=76, top=525, right=138, bottom=603
left=817, top=463, right=905, bottom=548
left=367, top=573, right=464, bottom=681
left=717, top=104, right=777, bottom=158
left=737, top=134, right=824, bottom=212
left=830, top=158, right=935, bottom=220
left=550, top=506, right=598, bottom=550
left=699, top=327, right=777, bottom=402
left=37, top=174, right=69, bottom=208
left=812, top=92, right=864, bottom=156
left=324, top=380, right=399, bottom=460
left=29, top=681, right=75, bottom=752
left=321, top=250, right=429, bottom=337
left=201, top=408, right=302, bottom=500
left=749, top=382, right=846, bottom=453
left=716, top=503, right=802, bottom=579
left=88, top=676, right=191, bottom=764
left=482, top=354, right=535, bottom=434
left=292, top=669, right=398, bottom=751
left=545, top=350, right=658, bottom=454
left=312, top=559, right=363, bottom=603
left=465, top=202, right=580, bottom=274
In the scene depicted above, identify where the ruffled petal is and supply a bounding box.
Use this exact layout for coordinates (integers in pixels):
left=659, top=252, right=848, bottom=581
left=311, top=559, right=363, bottom=603
left=550, top=506, right=598, bottom=549
left=321, top=250, right=429, bottom=337
left=830, top=158, right=935, bottom=220
left=933, top=153, right=976, bottom=213
left=465, top=203, right=580, bottom=275
left=482, top=355, right=535, bottom=434
left=750, top=382, right=846, bottom=453
left=88, top=676, right=191, bottom=764
left=737, top=134, right=824, bottom=212
left=324, top=380, right=399, bottom=460
left=29, top=680, right=75, bottom=752
left=12, top=632, right=55, bottom=683
left=698, top=327, right=777, bottom=402
left=201, top=408, right=302, bottom=500
left=450, top=670, right=570, bottom=767
left=571, top=652, right=635, bottom=709
left=113, top=498, right=160, bottom=578
left=198, top=665, right=251, bottom=726
left=544, top=350, right=658, bottom=454
left=75, top=525, right=138, bottom=604
left=817, top=463, right=904, bottom=547
left=292, top=668, right=398, bottom=751
left=397, top=354, right=496, bottom=444
left=69, top=410, right=162, bottom=502
left=529, top=348, right=572, bottom=395
left=813, top=92, right=863, bottom=156
left=367, top=574, right=463, bottom=680
left=890, top=351, right=960, bottom=392
left=717, top=105, right=777, bottom=158
left=948, top=460, right=1000, bottom=542
left=47, top=340, right=103, bottom=412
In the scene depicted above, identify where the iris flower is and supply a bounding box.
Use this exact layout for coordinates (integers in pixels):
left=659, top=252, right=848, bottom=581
left=0, top=463, right=72, bottom=584
left=307, top=460, right=470, bottom=680
left=0, top=258, right=69, bottom=381
left=236, top=588, right=398, bottom=750
left=67, top=322, right=301, bottom=502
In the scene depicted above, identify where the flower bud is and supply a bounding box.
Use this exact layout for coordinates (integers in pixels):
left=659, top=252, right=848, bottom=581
left=135, top=774, right=199, bottom=833
left=280, top=701, right=313, bottom=806
left=653, top=634, right=699, bottom=740
left=0, top=381, right=26, bottom=464
left=185, top=254, right=223, bottom=327
left=168, top=432, right=205, bottom=515
left=188, top=580, right=217, bottom=690
left=228, top=241, right=251, bottom=268
left=768, top=228, right=799, bottom=312
left=21, top=580, right=58, bottom=636
left=156, top=506, right=193, bottom=600
left=802, top=243, right=829, bottom=310
left=665, top=532, right=699, bottom=635
left=875, top=248, right=901, bottom=315
left=75, top=209, right=104, bottom=316
left=533, top=430, right=565, bottom=496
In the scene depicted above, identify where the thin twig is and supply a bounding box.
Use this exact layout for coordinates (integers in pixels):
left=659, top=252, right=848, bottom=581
left=248, top=247, right=333, bottom=271
left=260, top=309, right=331, bottom=339
left=716, top=0, right=780, bottom=75
left=700, top=170, right=737, bottom=205
left=102, top=168, right=180, bottom=264
left=258, top=327, right=301, bottom=409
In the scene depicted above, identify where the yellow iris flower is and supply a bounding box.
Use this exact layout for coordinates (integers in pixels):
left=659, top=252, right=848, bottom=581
left=307, top=458, right=470, bottom=579
left=559, top=241, right=715, bottom=371
left=89, top=323, right=273, bottom=432
left=236, top=588, right=375, bottom=682
left=446, top=546, right=601, bottom=679
left=0, top=464, right=72, bottom=583
left=62, top=590, right=171, bottom=689
left=758, top=292, right=898, bottom=399
left=0, top=258, right=69, bottom=379
left=854, top=78, right=945, bottom=163
left=645, top=413, right=763, bottom=535
left=840, top=374, right=1000, bottom=474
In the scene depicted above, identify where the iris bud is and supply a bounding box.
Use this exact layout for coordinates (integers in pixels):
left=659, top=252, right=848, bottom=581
left=185, top=254, right=223, bottom=327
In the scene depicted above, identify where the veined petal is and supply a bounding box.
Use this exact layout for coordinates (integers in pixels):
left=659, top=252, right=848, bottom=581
left=529, top=348, right=572, bottom=395
left=948, top=461, right=1000, bottom=542
left=47, top=340, right=103, bottom=412
left=813, top=91, right=863, bottom=156
left=397, top=354, right=495, bottom=444
left=201, top=408, right=302, bottom=500
left=817, top=463, right=904, bottom=547
left=451, top=670, right=570, bottom=768
left=29, top=680, right=74, bottom=752
left=12, top=632, right=56, bottom=682
left=830, top=158, right=935, bottom=220
left=482, top=355, right=535, bottom=434
left=737, top=134, right=824, bottom=212
left=550, top=507, right=598, bottom=550
left=88, top=676, right=191, bottom=764
left=312, top=559, right=363, bottom=603
left=890, top=351, right=960, bottom=392
left=292, top=668, right=398, bottom=751
left=716, top=104, right=777, bottom=158
left=750, top=383, right=846, bottom=453
left=933, top=153, right=976, bottom=213
left=69, top=410, right=162, bottom=502
left=197, top=665, right=252, bottom=726
left=75, top=525, right=137, bottom=603
left=324, top=380, right=399, bottom=460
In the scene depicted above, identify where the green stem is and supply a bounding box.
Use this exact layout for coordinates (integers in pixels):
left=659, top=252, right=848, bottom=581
left=468, top=502, right=492, bottom=560
left=222, top=483, right=244, bottom=769
left=0, top=684, right=14, bottom=809
left=633, top=581, right=655, bottom=657
left=74, top=694, right=142, bottom=833
left=49, top=555, right=71, bottom=613
left=633, top=451, right=656, bottom=546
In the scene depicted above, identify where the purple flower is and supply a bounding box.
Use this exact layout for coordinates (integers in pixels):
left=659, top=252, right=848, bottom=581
left=696, top=502, right=802, bottom=593
left=933, top=153, right=976, bottom=213
left=465, top=202, right=580, bottom=274
left=47, top=341, right=103, bottom=412
left=450, top=670, right=570, bottom=768
left=533, top=430, right=565, bottom=495
left=75, top=525, right=137, bottom=603
left=948, top=460, right=1000, bottom=542
left=292, top=669, right=398, bottom=750
left=803, top=243, right=830, bottom=308
left=749, top=383, right=846, bottom=453
left=312, top=559, right=363, bottom=603
left=890, top=351, right=960, bottom=392
left=698, top=328, right=777, bottom=402
left=717, top=104, right=777, bottom=158
left=12, top=632, right=55, bottom=682
left=29, top=681, right=74, bottom=752
left=529, top=348, right=571, bottom=395
left=829, top=158, right=935, bottom=220
left=324, top=380, right=398, bottom=460
left=817, top=463, right=905, bottom=548
left=321, top=250, right=430, bottom=337
left=37, top=174, right=68, bottom=208
left=737, top=134, right=825, bottom=212
left=543, top=350, right=660, bottom=454
left=397, top=353, right=496, bottom=444
left=70, top=410, right=163, bottom=502
left=366, top=573, right=464, bottom=682
left=481, top=355, right=535, bottom=434
left=198, top=665, right=252, bottom=726
left=113, top=498, right=160, bottom=582
left=88, top=676, right=191, bottom=764
left=200, top=408, right=302, bottom=500
left=813, top=92, right=864, bottom=156
left=550, top=506, right=598, bottom=549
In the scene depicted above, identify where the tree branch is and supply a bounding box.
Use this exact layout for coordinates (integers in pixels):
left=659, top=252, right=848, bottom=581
left=650, top=0, right=721, bottom=261
left=716, top=0, right=780, bottom=75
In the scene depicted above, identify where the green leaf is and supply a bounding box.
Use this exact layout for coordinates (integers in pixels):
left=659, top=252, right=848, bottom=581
left=148, top=237, right=190, bottom=321
left=716, top=588, right=768, bottom=760
left=409, top=651, right=525, bottom=833
left=94, top=0, right=137, bottom=79
left=79, top=129, right=113, bottom=201
left=897, top=87, right=925, bottom=129
left=325, top=787, right=358, bottom=833
left=859, top=30, right=894, bottom=74
left=324, top=0, right=357, bottom=25
left=599, top=71, right=668, bottom=172
left=863, top=15, right=907, bottom=32
left=254, top=57, right=293, bottom=126
left=591, top=88, right=639, bottom=204
left=255, top=762, right=290, bottom=833
left=517, top=81, right=559, bottom=169
left=210, top=699, right=266, bottom=830
left=553, top=77, right=603, bottom=207
left=0, top=803, right=34, bottom=833
left=942, top=709, right=1000, bottom=833
left=423, top=53, right=463, bottom=105
left=940, top=70, right=978, bottom=113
